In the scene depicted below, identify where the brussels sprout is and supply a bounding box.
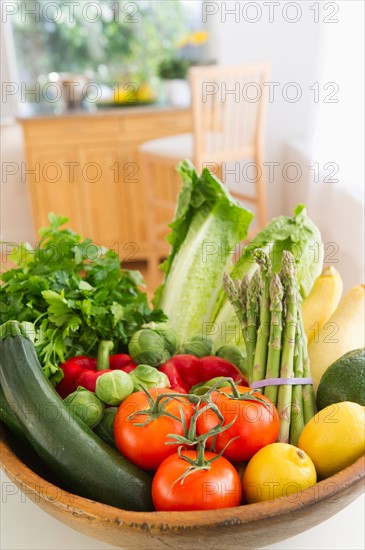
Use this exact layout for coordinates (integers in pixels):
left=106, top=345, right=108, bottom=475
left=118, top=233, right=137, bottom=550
left=94, top=407, right=118, bottom=448
left=64, top=387, right=104, bottom=428
left=180, top=334, right=214, bottom=358
left=143, top=322, right=179, bottom=356
left=189, top=377, right=229, bottom=396
left=128, top=329, right=169, bottom=366
left=215, top=344, right=247, bottom=375
left=129, top=364, right=170, bottom=391
left=95, top=370, right=134, bottom=406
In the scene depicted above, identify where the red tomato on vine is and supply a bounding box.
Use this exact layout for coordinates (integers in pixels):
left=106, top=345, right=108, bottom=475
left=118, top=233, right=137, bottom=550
left=196, top=386, right=279, bottom=462
left=114, top=388, right=194, bottom=471
left=152, top=449, right=242, bottom=511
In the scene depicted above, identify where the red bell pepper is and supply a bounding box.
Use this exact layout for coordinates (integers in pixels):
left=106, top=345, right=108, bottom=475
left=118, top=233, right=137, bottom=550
left=158, top=354, right=247, bottom=394
left=56, top=341, right=136, bottom=398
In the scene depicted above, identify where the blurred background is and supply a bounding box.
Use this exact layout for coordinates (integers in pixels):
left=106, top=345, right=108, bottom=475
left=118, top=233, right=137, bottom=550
left=1, top=0, right=364, bottom=292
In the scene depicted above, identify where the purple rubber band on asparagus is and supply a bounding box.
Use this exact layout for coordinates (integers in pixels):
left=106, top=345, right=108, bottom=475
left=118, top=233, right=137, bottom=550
left=250, top=377, right=313, bottom=389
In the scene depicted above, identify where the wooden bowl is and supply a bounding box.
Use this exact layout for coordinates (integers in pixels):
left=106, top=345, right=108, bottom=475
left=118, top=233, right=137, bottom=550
left=1, top=425, right=364, bottom=550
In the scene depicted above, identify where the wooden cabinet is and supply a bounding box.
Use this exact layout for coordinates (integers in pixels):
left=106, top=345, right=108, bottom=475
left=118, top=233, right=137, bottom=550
left=19, top=107, right=192, bottom=263
left=25, top=147, right=85, bottom=236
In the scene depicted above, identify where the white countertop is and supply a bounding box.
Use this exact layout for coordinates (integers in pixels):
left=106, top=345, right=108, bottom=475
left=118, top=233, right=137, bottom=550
left=1, top=470, right=364, bottom=550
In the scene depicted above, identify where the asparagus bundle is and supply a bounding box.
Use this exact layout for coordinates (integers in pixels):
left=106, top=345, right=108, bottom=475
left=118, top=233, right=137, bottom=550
left=252, top=250, right=272, bottom=385
left=276, top=251, right=298, bottom=443
left=264, top=274, right=284, bottom=407
left=224, top=249, right=317, bottom=446
left=290, top=322, right=304, bottom=446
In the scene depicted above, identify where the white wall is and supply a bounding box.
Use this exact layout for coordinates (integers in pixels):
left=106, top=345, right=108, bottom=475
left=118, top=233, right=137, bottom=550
left=206, top=0, right=325, bottom=219
left=283, top=141, right=365, bottom=291
left=207, top=1, right=364, bottom=290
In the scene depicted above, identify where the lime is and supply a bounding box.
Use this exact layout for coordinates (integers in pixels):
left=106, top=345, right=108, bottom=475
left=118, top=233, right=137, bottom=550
left=317, top=348, right=365, bottom=410
left=242, top=442, right=316, bottom=503
left=298, top=401, right=365, bottom=479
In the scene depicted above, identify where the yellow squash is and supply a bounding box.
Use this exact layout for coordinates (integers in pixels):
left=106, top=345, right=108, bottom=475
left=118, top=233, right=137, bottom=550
left=302, top=266, right=343, bottom=344
left=308, top=284, right=365, bottom=393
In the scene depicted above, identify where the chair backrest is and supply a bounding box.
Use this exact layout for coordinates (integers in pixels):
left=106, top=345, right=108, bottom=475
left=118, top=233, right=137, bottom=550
left=189, top=63, right=270, bottom=170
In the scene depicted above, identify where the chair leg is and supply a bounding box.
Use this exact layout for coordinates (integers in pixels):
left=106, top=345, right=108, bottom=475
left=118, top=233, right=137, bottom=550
left=147, top=254, right=161, bottom=293
left=140, top=153, right=158, bottom=292
left=216, top=162, right=223, bottom=181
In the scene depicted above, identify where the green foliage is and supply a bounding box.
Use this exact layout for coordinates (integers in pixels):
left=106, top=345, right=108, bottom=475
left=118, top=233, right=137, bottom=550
left=0, top=214, right=165, bottom=384
left=12, top=0, right=191, bottom=84
left=157, top=58, right=191, bottom=80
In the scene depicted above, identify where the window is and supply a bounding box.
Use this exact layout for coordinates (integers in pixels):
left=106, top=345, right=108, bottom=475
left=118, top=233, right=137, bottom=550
left=5, top=0, right=207, bottom=111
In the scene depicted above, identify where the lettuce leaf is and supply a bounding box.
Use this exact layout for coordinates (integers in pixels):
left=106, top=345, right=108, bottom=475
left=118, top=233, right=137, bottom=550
left=153, top=160, right=253, bottom=342
left=210, top=204, right=324, bottom=347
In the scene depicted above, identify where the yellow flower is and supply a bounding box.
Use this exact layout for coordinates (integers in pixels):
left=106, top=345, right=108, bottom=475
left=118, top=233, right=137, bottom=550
left=189, top=30, right=209, bottom=45
left=176, top=30, right=209, bottom=48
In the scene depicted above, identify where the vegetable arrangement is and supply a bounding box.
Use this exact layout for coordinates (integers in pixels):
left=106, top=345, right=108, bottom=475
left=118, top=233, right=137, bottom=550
left=0, top=162, right=364, bottom=515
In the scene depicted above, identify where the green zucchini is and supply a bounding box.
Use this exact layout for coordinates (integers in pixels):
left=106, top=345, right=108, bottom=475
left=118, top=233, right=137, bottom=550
left=0, top=383, right=28, bottom=443
left=0, top=321, right=154, bottom=511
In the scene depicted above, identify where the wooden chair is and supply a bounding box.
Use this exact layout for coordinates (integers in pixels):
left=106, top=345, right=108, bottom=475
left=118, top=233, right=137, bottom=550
left=139, top=63, right=270, bottom=289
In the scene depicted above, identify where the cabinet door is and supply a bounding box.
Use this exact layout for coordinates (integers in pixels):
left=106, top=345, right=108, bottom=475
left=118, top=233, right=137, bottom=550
left=78, top=144, right=146, bottom=262
left=26, top=148, right=84, bottom=235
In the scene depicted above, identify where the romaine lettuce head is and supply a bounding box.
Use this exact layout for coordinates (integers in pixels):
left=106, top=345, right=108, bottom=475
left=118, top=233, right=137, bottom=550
left=233, top=204, right=324, bottom=296
left=153, top=160, right=253, bottom=342
left=211, top=204, right=324, bottom=347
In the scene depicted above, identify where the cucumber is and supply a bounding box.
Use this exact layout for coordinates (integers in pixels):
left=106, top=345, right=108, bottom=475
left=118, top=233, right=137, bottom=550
left=0, top=383, right=28, bottom=443
left=0, top=321, right=154, bottom=511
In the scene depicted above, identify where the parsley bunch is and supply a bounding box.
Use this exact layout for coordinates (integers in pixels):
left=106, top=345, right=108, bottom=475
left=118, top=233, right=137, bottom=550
left=0, top=214, right=166, bottom=384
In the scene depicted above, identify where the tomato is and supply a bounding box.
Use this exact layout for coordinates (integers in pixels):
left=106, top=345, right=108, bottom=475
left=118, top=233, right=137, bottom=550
left=152, top=450, right=242, bottom=511
left=114, top=388, right=194, bottom=471
left=196, top=386, right=279, bottom=463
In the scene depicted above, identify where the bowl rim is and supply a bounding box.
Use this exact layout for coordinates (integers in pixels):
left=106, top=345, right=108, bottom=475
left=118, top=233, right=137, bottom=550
left=1, top=427, right=364, bottom=533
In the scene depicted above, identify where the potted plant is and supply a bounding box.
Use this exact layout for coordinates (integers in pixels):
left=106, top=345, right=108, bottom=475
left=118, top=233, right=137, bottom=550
left=157, top=29, right=209, bottom=107
left=157, top=57, right=191, bottom=107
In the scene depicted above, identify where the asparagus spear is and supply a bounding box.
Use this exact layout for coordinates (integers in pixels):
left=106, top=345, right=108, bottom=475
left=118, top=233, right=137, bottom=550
left=277, top=251, right=298, bottom=443
left=289, top=319, right=305, bottom=446
left=252, top=250, right=272, bottom=388
left=223, top=273, right=243, bottom=325
left=302, top=351, right=317, bottom=424
left=297, top=302, right=317, bottom=424
left=246, top=270, right=262, bottom=383
left=264, top=274, right=284, bottom=407
left=223, top=273, right=248, bottom=347
left=238, top=275, right=250, bottom=328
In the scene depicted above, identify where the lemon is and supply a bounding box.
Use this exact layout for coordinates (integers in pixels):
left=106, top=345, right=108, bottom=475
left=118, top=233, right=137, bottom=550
left=242, top=443, right=317, bottom=503
left=298, top=401, right=365, bottom=479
